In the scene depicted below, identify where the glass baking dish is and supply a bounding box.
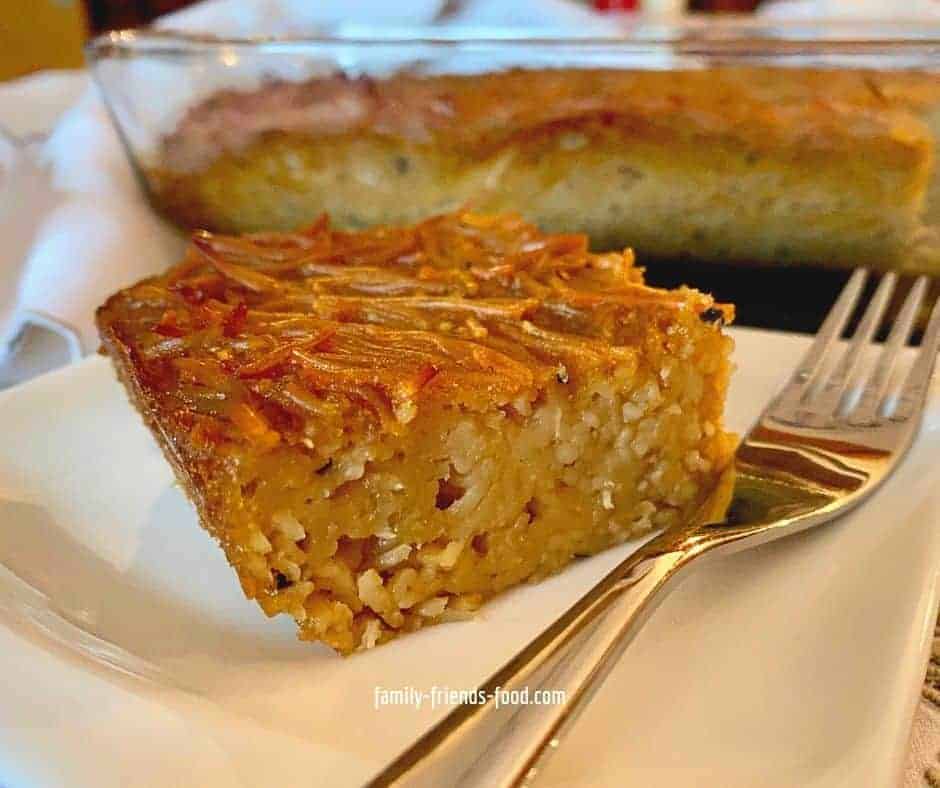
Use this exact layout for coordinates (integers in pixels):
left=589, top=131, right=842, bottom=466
left=86, top=23, right=940, bottom=331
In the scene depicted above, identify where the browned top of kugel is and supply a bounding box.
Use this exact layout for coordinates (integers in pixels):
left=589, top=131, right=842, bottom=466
left=96, top=211, right=732, bottom=452
left=160, top=66, right=936, bottom=172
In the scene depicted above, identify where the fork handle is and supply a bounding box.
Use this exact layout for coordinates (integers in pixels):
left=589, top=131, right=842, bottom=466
left=367, top=540, right=693, bottom=788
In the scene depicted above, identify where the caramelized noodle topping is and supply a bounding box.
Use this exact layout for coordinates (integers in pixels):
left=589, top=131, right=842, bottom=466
left=100, top=211, right=732, bottom=445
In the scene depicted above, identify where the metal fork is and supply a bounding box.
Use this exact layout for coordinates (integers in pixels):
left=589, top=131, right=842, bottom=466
left=368, top=269, right=940, bottom=788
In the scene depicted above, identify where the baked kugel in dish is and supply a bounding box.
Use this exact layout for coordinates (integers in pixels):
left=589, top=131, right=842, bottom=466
left=97, top=211, right=735, bottom=653
left=149, top=67, right=940, bottom=273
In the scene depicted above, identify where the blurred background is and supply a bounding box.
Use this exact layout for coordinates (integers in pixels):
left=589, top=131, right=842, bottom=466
left=0, top=0, right=766, bottom=80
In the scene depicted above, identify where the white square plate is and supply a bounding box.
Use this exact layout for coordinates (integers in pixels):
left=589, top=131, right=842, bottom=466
left=0, top=326, right=938, bottom=787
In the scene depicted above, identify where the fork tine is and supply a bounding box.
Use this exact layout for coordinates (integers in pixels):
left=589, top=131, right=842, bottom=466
left=771, top=269, right=867, bottom=419
left=812, top=272, right=896, bottom=417
left=848, top=276, right=927, bottom=425
left=891, top=292, right=940, bottom=422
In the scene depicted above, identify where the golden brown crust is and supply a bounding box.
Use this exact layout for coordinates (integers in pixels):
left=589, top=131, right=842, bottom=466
left=97, top=212, right=730, bottom=450
left=99, top=318, right=219, bottom=540
left=162, top=67, right=936, bottom=173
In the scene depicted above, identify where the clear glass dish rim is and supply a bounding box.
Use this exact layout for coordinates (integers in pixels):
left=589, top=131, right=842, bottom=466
left=85, top=23, right=940, bottom=59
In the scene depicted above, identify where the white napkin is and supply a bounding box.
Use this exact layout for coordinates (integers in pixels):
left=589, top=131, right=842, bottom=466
left=0, top=88, right=185, bottom=362
left=0, top=0, right=619, bottom=364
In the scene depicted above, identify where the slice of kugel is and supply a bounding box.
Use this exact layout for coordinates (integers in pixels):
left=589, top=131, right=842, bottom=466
left=96, top=211, right=735, bottom=654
